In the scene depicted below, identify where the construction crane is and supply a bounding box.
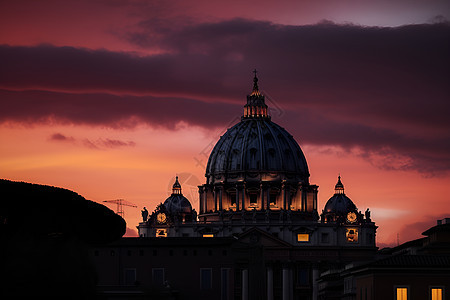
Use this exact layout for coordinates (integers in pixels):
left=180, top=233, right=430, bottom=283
left=103, top=199, right=137, bottom=218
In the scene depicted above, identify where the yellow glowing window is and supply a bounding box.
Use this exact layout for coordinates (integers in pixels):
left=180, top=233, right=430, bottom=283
left=346, top=228, right=358, bottom=243
left=156, top=229, right=167, bottom=237
left=297, top=234, right=309, bottom=242
left=396, top=287, right=408, bottom=300
left=203, top=234, right=214, bottom=238
left=431, top=288, right=443, bottom=300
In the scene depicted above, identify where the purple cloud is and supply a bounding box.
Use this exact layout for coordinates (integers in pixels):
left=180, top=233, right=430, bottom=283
left=49, top=132, right=75, bottom=142
left=1, top=21, right=449, bottom=175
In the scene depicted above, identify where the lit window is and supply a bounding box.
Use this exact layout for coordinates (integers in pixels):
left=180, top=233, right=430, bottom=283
left=346, top=228, right=358, bottom=243
left=297, top=233, right=309, bottom=242
left=431, top=288, right=443, bottom=300
left=396, top=287, right=408, bottom=300
left=156, top=228, right=167, bottom=237
left=203, top=234, right=214, bottom=238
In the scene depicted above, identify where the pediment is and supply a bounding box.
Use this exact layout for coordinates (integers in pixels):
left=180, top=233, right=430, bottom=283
left=237, top=227, right=292, bottom=248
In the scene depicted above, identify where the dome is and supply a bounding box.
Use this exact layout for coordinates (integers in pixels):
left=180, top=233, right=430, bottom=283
left=164, top=194, right=192, bottom=214
left=206, top=119, right=309, bottom=181
left=323, top=176, right=357, bottom=215
left=205, top=73, right=309, bottom=183
left=323, top=194, right=357, bottom=215
left=163, top=176, right=192, bottom=214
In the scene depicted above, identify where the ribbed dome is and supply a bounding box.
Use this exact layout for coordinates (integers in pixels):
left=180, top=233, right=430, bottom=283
left=323, top=176, right=357, bottom=215
left=164, top=194, right=192, bottom=214
left=163, top=176, right=192, bottom=214
left=206, top=118, right=309, bottom=182
left=323, top=194, right=357, bottom=215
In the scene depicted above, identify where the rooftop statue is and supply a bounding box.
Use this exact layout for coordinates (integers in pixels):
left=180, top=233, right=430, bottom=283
left=141, top=207, right=148, bottom=222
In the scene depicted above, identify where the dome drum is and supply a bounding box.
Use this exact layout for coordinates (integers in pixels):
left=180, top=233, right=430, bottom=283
left=198, top=179, right=318, bottom=221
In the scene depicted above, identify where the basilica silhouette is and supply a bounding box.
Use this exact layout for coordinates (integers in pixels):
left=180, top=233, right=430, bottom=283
left=90, top=74, right=448, bottom=300
left=125, top=73, right=376, bottom=299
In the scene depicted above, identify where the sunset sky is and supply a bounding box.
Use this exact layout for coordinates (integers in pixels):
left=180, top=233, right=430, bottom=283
left=1, top=0, right=449, bottom=246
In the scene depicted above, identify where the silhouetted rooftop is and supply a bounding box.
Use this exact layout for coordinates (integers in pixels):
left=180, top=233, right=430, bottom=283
left=369, top=254, right=450, bottom=268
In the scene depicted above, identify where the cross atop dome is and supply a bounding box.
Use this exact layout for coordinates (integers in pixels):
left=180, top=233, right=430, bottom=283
left=251, top=69, right=261, bottom=96
left=243, top=69, right=269, bottom=119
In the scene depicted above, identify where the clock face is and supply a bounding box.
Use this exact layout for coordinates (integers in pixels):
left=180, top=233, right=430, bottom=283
left=347, top=212, right=357, bottom=223
left=157, top=212, right=167, bottom=224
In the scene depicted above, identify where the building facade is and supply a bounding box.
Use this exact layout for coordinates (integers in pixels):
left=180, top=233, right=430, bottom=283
left=115, top=74, right=379, bottom=299
left=138, top=74, right=376, bottom=249
left=317, top=218, right=450, bottom=300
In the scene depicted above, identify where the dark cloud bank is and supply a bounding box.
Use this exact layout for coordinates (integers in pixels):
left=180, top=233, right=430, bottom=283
left=0, top=20, right=449, bottom=175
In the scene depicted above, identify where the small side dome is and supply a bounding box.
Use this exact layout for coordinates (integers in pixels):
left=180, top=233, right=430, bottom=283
left=322, top=176, right=357, bottom=217
left=163, top=176, right=192, bottom=214
left=323, top=194, right=357, bottom=215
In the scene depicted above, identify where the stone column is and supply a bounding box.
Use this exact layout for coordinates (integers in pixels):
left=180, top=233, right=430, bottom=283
left=242, top=269, right=249, bottom=300
left=214, top=187, right=217, bottom=211
left=203, top=186, right=208, bottom=213
left=219, top=185, right=223, bottom=211
left=260, top=182, right=265, bottom=210
left=282, top=265, right=290, bottom=300
left=302, top=189, right=307, bottom=212
left=282, top=181, right=287, bottom=210
left=198, top=186, right=204, bottom=213
left=289, top=267, right=293, bottom=300
left=236, top=185, right=240, bottom=211
left=267, top=265, right=273, bottom=300
left=242, top=185, right=246, bottom=210
left=286, top=186, right=291, bottom=210
left=312, top=267, right=319, bottom=300
left=314, top=186, right=318, bottom=211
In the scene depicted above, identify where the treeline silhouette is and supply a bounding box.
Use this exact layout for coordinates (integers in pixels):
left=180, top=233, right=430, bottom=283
left=0, top=179, right=126, bottom=299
